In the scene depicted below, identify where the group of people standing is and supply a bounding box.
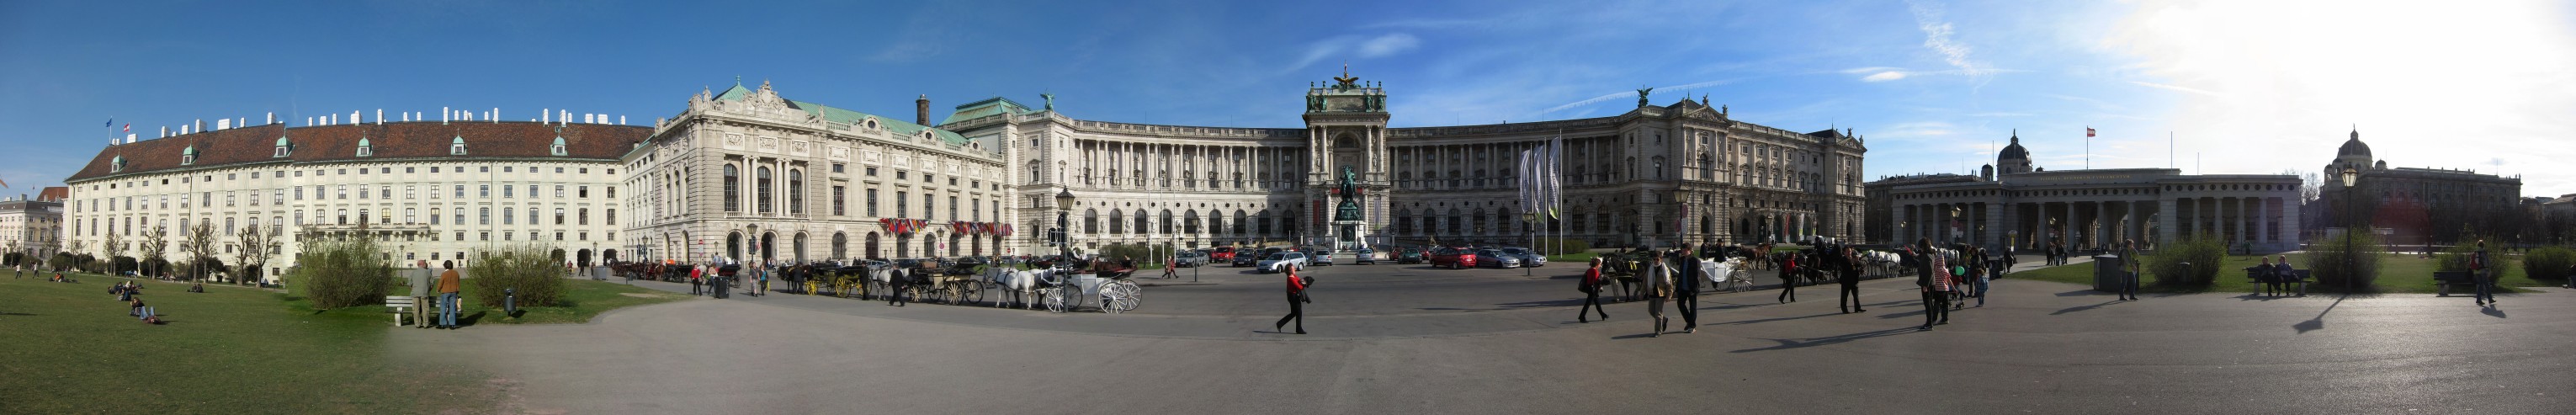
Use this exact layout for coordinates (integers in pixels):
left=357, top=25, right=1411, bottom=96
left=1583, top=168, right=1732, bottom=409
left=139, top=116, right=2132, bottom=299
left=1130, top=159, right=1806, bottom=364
left=1902, top=238, right=2003, bottom=331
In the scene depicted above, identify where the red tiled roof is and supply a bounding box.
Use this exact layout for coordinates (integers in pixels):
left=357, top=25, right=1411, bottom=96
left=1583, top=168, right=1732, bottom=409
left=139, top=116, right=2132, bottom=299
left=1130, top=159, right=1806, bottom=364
left=66, top=121, right=650, bottom=183
left=37, top=186, right=67, bottom=202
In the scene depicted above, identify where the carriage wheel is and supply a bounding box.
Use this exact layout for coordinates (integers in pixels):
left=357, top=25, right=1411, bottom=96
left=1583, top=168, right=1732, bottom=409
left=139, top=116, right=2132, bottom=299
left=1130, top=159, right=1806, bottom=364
left=962, top=281, right=988, bottom=306
left=1040, top=287, right=1068, bottom=313
left=1104, top=282, right=1141, bottom=313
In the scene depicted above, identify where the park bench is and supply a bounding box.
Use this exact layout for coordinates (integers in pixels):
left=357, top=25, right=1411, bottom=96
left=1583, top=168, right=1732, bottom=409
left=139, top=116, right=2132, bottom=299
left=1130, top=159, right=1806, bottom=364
left=385, top=295, right=418, bottom=327
left=2431, top=271, right=2478, bottom=296
left=2244, top=268, right=2313, bottom=296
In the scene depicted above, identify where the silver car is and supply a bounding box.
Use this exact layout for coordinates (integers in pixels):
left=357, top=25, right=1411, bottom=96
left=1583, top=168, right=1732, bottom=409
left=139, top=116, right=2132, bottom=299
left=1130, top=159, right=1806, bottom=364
left=1500, top=247, right=1547, bottom=268
left=1474, top=249, right=1522, bottom=269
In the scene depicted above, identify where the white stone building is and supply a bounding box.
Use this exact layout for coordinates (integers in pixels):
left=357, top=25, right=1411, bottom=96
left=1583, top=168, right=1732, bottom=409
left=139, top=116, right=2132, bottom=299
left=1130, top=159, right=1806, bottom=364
left=621, top=81, right=1012, bottom=263
left=2, top=192, right=66, bottom=262
left=64, top=116, right=646, bottom=281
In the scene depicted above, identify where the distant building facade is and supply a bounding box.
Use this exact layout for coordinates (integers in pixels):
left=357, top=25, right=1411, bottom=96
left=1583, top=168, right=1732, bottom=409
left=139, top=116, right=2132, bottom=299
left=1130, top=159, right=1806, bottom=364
left=2, top=192, right=66, bottom=261
left=63, top=118, right=645, bottom=281
left=942, top=71, right=1867, bottom=253
left=2314, top=129, right=2524, bottom=245
left=1876, top=133, right=2302, bottom=251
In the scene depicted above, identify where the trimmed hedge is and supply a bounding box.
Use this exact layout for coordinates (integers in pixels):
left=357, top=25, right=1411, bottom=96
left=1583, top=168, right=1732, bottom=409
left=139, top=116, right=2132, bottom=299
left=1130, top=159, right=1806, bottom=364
left=467, top=245, right=569, bottom=308
left=2301, top=231, right=2383, bottom=290
left=2148, top=235, right=2225, bottom=287
left=292, top=237, right=394, bottom=309
left=2524, top=246, right=2575, bottom=281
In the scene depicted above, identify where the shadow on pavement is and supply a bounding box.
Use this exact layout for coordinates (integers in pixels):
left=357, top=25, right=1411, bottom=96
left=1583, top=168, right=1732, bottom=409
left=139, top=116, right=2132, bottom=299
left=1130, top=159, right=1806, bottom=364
left=1418, top=299, right=1582, bottom=311
left=1609, top=333, right=1660, bottom=340
left=1730, top=327, right=1920, bottom=353
left=2053, top=290, right=2103, bottom=297
left=2482, top=306, right=2507, bottom=319
left=2293, top=294, right=2346, bottom=334
left=1713, top=312, right=1846, bottom=326
left=2049, top=300, right=2124, bottom=316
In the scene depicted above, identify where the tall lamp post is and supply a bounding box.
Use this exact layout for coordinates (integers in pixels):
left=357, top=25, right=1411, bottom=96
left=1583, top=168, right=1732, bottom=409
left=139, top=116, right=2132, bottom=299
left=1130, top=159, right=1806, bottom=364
left=1054, top=189, right=1076, bottom=267
left=2340, top=167, right=2360, bottom=293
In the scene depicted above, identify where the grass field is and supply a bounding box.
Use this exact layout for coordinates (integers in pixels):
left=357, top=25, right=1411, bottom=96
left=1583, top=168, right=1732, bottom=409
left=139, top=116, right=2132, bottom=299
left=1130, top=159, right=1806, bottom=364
left=2009, top=253, right=2555, bottom=295
left=0, top=273, right=498, bottom=414
left=387, top=278, right=693, bottom=326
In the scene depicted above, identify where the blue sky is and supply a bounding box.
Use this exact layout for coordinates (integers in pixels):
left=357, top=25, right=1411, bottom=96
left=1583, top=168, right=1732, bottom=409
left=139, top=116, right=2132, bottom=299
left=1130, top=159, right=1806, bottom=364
left=6, top=0, right=2573, bottom=197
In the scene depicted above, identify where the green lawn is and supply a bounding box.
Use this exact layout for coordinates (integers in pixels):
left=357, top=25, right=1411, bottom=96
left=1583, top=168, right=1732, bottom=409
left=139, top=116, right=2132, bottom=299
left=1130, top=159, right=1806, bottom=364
left=0, top=273, right=498, bottom=413
left=2009, top=253, right=2555, bottom=295
left=470, top=279, right=691, bottom=325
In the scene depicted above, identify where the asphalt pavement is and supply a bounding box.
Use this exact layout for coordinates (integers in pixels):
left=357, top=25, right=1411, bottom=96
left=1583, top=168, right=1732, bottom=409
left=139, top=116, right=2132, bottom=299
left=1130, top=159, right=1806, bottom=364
left=394, top=258, right=2573, bottom=414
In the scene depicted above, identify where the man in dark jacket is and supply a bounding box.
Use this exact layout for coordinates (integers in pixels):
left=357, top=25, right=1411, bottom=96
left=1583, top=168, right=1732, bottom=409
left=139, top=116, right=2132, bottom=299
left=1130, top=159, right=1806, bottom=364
left=1673, top=245, right=1700, bottom=334
left=1838, top=246, right=1865, bottom=313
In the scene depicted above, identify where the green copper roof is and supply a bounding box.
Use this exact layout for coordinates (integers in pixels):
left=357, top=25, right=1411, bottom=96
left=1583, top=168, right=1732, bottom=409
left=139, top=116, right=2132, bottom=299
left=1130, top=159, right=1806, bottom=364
left=941, top=97, right=1036, bottom=125
left=704, top=82, right=966, bottom=146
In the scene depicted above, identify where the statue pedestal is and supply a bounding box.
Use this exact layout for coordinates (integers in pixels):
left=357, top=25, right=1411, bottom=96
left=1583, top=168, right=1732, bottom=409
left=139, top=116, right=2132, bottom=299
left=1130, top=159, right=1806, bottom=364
left=1330, top=221, right=1369, bottom=251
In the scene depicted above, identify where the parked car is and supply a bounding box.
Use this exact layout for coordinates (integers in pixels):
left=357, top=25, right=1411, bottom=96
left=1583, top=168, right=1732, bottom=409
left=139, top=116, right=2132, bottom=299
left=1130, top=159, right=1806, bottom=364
left=1500, top=247, right=1546, bottom=268
left=1430, top=247, right=1478, bottom=269
left=1352, top=248, right=1378, bottom=264
left=1211, top=247, right=1237, bottom=263
left=1393, top=248, right=1426, bottom=264
left=1474, top=248, right=1523, bottom=269
left=1231, top=249, right=1263, bottom=267
left=1174, top=251, right=1211, bottom=268
left=1256, top=252, right=1310, bottom=274
left=1313, top=250, right=1336, bottom=266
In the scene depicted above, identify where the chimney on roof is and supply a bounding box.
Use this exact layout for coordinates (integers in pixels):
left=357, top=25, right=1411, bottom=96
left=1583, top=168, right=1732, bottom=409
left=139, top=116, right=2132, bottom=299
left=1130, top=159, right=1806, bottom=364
left=376, top=109, right=383, bottom=125
left=126, top=134, right=135, bottom=144
left=560, top=109, right=569, bottom=126
left=491, top=108, right=498, bottom=123
left=916, top=94, right=930, bottom=126
left=542, top=109, right=550, bottom=124
left=443, top=107, right=450, bottom=125
left=351, top=110, right=359, bottom=125
left=195, top=119, right=204, bottom=132
left=217, top=119, right=230, bottom=130
left=267, top=112, right=274, bottom=125
left=160, top=126, right=167, bottom=137
left=619, top=115, right=626, bottom=125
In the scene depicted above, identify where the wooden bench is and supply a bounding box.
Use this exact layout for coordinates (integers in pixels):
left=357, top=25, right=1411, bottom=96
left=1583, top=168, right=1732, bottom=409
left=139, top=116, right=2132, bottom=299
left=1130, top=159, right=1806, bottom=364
left=2431, top=271, right=2478, bottom=296
left=2244, top=269, right=2314, bottom=295
left=386, top=295, right=418, bottom=327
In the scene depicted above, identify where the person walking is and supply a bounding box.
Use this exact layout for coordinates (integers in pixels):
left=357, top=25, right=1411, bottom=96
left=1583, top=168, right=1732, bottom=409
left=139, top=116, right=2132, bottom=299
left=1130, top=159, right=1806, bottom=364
left=1838, top=246, right=1866, bottom=313
left=435, top=260, right=463, bottom=329
left=886, top=265, right=911, bottom=306
left=1161, top=256, right=1179, bottom=279
left=753, top=262, right=770, bottom=296
left=1910, top=240, right=1952, bottom=331
left=2472, top=240, right=2496, bottom=306
left=1968, top=246, right=1992, bottom=307
left=1275, top=265, right=1309, bottom=334
left=689, top=264, right=705, bottom=295
left=1776, top=252, right=1799, bottom=304
left=1577, top=258, right=1609, bottom=323
left=2118, top=239, right=2142, bottom=301
left=1673, top=245, right=1700, bottom=333
left=1644, top=255, right=1675, bottom=337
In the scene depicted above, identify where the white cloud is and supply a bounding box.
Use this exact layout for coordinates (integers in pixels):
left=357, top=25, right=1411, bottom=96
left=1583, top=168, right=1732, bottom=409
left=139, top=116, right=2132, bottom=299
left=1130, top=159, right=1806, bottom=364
left=1904, top=0, right=1991, bottom=78
left=1535, top=79, right=1742, bottom=115
left=1357, top=34, right=1421, bottom=57
left=2127, top=81, right=2222, bottom=97
left=1862, top=71, right=1909, bottom=82
left=2102, top=0, right=2576, bottom=194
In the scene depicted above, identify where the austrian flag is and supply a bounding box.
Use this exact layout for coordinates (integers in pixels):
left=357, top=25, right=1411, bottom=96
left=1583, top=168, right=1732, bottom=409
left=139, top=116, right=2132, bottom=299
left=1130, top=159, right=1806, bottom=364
left=2086, top=127, right=2096, bottom=137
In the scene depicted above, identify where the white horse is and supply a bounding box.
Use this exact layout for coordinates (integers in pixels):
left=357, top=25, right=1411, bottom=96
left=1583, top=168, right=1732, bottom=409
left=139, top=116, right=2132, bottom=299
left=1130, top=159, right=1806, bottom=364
left=987, top=268, right=1049, bottom=310
left=1862, top=251, right=1905, bottom=278
left=1702, top=258, right=1752, bottom=292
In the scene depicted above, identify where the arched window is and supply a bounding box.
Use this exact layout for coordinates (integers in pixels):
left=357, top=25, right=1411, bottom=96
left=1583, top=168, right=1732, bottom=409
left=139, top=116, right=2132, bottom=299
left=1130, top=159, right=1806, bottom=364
left=788, top=169, right=805, bottom=215
left=756, top=167, right=774, bottom=214
left=1134, top=210, right=1150, bottom=235
left=1107, top=209, right=1123, bottom=234
left=1084, top=209, right=1100, bottom=234
left=723, top=165, right=741, bottom=212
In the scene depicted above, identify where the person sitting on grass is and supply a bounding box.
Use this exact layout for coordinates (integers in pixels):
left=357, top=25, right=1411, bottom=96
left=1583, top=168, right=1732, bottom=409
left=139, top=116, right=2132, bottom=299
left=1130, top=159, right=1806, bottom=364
left=188, top=283, right=204, bottom=293
left=130, top=298, right=147, bottom=317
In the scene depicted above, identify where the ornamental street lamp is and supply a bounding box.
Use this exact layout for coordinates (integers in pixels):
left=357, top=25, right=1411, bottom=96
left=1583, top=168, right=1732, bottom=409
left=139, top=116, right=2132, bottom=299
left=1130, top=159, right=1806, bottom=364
left=1054, top=189, right=1076, bottom=265
left=2340, top=167, right=2360, bottom=293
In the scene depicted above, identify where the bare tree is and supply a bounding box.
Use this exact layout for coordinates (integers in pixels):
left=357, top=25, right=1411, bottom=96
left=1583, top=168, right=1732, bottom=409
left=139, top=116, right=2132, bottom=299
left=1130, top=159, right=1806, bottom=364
left=140, top=226, right=169, bottom=278
left=178, top=222, right=218, bottom=282
left=102, top=231, right=126, bottom=275
left=231, top=225, right=276, bottom=285
left=4, top=240, right=18, bottom=266
left=2293, top=170, right=2323, bottom=206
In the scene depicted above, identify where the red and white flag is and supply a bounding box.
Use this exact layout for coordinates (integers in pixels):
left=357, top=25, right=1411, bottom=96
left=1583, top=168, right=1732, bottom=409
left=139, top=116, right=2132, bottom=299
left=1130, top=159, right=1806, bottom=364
left=2085, top=127, right=2095, bottom=137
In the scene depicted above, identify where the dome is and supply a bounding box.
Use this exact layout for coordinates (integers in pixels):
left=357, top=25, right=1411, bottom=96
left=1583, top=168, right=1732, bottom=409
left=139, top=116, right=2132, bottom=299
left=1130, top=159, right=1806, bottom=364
left=1997, top=131, right=2029, bottom=161
left=2337, top=129, right=2370, bottom=157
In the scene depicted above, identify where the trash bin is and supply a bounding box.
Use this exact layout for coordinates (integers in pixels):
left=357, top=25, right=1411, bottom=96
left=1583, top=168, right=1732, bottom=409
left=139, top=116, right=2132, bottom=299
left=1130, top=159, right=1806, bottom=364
left=2091, top=254, right=2130, bottom=292
left=590, top=266, right=609, bottom=280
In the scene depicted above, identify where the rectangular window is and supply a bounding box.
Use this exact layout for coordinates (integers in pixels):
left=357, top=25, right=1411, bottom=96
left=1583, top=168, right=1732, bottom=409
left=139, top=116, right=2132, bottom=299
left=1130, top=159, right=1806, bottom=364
left=866, top=167, right=878, bottom=176
left=606, top=209, right=616, bottom=226
left=430, top=209, right=441, bottom=225
left=480, top=208, right=491, bottom=225
left=605, top=187, right=615, bottom=199
left=503, top=185, right=513, bottom=198
left=867, top=189, right=879, bottom=216
left=502, top=208, right=514, bottom=225
left=577, top=186, right=587, bottom=198
left=948, top=196, right=957, bottom=221
left=555, top=208, right=566, bottom=226
left=529, top=185, right=539, bottom=199
left=454, top=210, right=463, bottom=225
left=832, top=163, right=844, bottom=173
left=831, top=186, right=846, bottom=216
left=895, top=191, right=907, bottom=218
left=556, top=185, right=566, bottom=198
left=528, top=209, right=539, bottom=226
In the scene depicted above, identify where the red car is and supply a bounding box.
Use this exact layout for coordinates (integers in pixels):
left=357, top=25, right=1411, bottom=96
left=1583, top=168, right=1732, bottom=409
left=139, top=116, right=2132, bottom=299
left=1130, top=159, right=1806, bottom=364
left=1211, top=247, right=1236, bottom=263
left=1429, top=247, right=1478, bottom=269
